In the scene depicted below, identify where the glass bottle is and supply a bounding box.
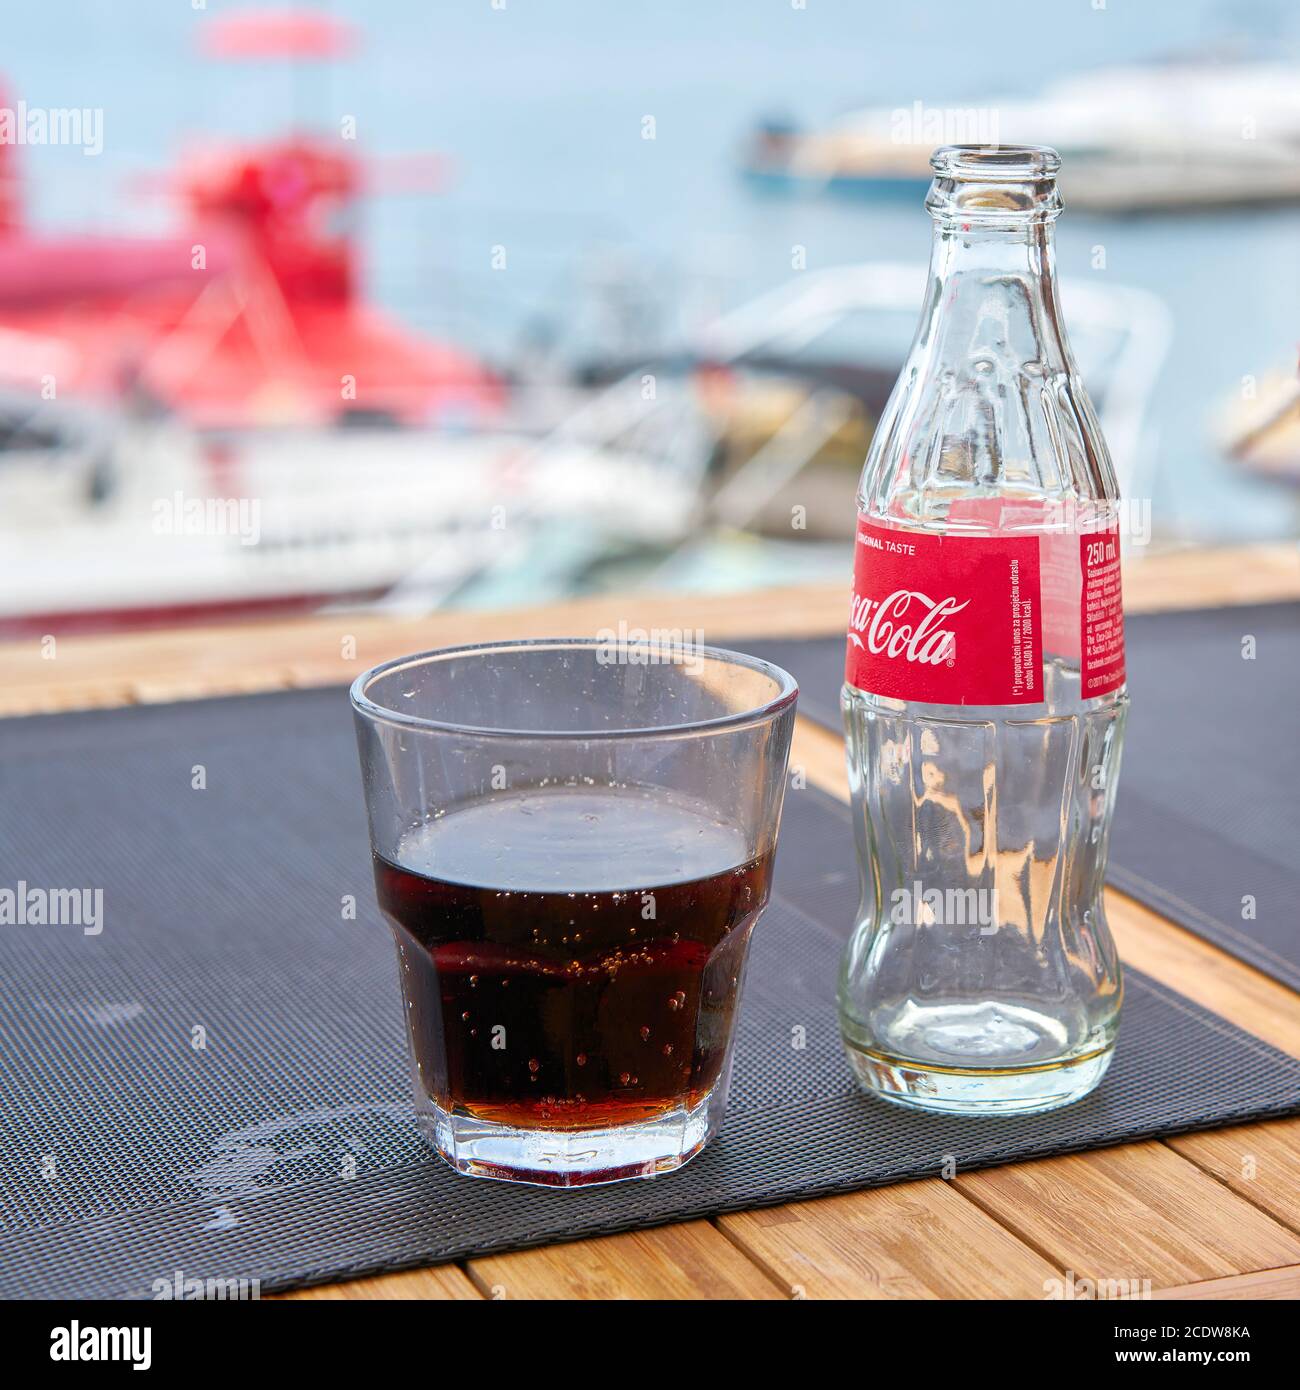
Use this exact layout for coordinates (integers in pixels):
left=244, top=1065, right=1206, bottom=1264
left=839, top=145, right=1128, bottom=1115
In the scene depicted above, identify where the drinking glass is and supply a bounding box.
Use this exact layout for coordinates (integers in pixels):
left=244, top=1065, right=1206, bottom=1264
left=351, top=638, right=797, bottom=1186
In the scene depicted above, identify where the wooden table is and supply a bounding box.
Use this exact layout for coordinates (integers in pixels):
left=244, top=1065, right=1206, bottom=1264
left=4, top=543, right=1298, bottom=1301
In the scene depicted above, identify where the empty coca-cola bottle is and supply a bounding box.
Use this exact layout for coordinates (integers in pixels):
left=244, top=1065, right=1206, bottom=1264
left=839, top=145, right=1128, bottom=1115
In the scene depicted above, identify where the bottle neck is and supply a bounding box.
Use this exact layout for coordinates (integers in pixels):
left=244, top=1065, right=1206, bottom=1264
left=913, top=149, right=1071, bottom=377
left=858, top=145, right=1120, bottom=518
left=914, top=200, right=1071, bottom=378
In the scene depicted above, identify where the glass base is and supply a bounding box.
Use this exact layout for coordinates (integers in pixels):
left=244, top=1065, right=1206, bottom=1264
left=843, top=1037, right=1117, bottom=1116
left=416, top=1091, right=718, bottom=1187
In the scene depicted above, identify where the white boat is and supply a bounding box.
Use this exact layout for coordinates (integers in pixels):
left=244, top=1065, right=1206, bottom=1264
left=744, top=58, right=1300, bottom=212
left=0, top=385, right=710, bottom=631
left=696, top=263, right=1171, bottom=503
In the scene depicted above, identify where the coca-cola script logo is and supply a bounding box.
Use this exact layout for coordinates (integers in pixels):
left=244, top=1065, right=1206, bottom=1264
left=845, top=517, right=1044, bottom=706
left=847, top=589, right=968, bottom=667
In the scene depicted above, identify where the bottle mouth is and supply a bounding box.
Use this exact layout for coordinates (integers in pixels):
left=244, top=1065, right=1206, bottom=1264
left=927, top=144, right=1062, bottom=224
left=930, top=144, right=1061, bottom=183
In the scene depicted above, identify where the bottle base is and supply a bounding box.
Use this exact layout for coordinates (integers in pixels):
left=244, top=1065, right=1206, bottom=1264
left=843, top=1037, right=1117, bottom=1116
left=415, top=1090, right=718, bottom=1187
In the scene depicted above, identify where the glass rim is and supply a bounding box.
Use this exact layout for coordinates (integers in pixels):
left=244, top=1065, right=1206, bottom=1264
left=349, top=637, right=799, bottom=741
left=930, top=143, right=1061, bottom=181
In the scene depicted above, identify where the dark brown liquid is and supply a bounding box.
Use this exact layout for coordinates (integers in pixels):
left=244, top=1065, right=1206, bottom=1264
left=374, top=788, right=772, bottom=1131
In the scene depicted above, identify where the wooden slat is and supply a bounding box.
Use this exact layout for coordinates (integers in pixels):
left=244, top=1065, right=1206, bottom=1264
left=279, top=1264, right=482, bottom=1300
left=465, top=1221, right=785, bottom=1300
left=0, top=582, right=847, bottom=715
left=1119, top=542, right=1300, bottom=613
left=1166, top=1118, right=1300, bottom=1234
left=129, top=668, right=300, bottom=705
left=1106, top=893, right=1300, bottom=1060
left=1152, top=1264, right=1300, bottom=1300
left=0, top=680, right=139, bottom=716
left=717, top=1179, right=1061, bottom=1299
left=954, top=1141, right=1300, bottom=1290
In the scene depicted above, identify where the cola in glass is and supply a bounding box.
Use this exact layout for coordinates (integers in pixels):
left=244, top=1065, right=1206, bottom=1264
left=374, top=787, right=773, bottom=1136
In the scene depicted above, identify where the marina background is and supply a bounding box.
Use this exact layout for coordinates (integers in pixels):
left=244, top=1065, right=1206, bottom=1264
left=1, top=0, right=1298, bottom=629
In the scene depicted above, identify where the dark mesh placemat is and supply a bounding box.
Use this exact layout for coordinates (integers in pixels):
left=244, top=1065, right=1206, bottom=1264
left=738, top=600, right=1300, bottom=990
left=1, top=686, right=1297, bottom=1299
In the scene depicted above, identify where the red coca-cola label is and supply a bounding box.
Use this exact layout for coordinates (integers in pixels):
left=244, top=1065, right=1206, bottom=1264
left=845, top=518, right=1043, bottom=705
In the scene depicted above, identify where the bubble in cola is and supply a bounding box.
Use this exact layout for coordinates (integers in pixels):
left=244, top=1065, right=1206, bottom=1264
left=839, top=146, right=1128, bottom=1115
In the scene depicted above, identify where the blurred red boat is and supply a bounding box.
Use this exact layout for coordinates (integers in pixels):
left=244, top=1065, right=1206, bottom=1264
left=0, top=9, right=503, bottom=429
